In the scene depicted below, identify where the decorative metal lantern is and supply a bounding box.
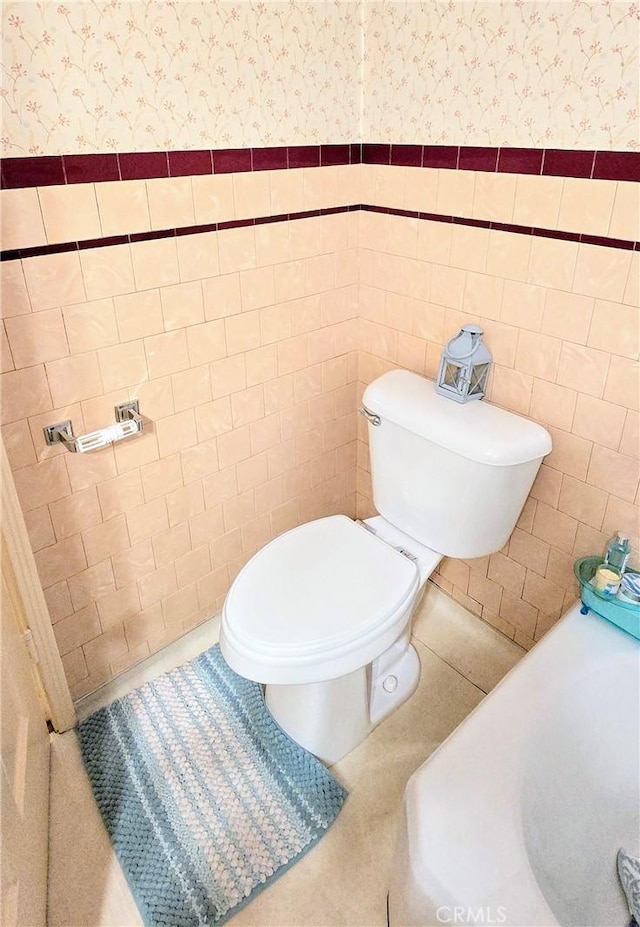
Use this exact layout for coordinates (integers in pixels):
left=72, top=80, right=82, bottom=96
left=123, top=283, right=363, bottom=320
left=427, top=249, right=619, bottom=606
left=435, top=324, right=492, bottom=403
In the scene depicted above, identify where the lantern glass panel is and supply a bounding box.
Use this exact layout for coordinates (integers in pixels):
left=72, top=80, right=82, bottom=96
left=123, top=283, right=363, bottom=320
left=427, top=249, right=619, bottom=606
left=443, top=362, right=463, bottom=391
left=469, top=363, right=490, bottom=396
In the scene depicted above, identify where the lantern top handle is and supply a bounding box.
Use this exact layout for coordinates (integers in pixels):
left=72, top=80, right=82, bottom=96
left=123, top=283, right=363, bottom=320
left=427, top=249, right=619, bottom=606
left=447, top=324, right=485, bottom=360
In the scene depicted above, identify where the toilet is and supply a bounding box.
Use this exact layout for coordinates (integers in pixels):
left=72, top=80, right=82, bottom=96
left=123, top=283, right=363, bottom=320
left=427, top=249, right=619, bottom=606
left=220, top=370, right=551, bottom=763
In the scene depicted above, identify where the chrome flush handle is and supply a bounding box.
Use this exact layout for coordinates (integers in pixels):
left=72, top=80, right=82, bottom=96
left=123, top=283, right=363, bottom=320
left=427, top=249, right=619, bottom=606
left=358, top=405, right=381, bottom=426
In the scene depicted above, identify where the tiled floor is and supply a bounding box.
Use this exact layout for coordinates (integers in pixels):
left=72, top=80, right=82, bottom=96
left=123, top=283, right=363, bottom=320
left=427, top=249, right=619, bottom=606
left=47, top=584, right=524, bottom=927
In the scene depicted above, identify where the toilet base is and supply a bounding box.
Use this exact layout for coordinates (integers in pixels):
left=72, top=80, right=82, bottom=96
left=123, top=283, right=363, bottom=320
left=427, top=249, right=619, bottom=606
left=265, top=632, right=421, bottom=765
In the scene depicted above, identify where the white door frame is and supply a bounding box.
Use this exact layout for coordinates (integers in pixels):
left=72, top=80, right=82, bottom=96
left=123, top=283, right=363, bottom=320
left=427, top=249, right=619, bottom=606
left=1, top=440, right=75, bottom=732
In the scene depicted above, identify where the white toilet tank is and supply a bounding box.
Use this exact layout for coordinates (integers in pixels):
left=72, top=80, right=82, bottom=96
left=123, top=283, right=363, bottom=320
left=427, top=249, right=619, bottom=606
left=362, top=370, right=552, bottom=559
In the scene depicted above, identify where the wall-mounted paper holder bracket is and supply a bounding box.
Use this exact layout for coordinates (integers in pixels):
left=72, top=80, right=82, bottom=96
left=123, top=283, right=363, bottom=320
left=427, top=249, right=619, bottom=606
left=44, top=401, right=144, bottom=454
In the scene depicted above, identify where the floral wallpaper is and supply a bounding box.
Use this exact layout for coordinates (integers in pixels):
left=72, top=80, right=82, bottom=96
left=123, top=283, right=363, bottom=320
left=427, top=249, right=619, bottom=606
left=1, top=0, right=362, bottom=155
left=363, top=0, right=639, bottom=150
left=1, top=0, right=638, bottom=157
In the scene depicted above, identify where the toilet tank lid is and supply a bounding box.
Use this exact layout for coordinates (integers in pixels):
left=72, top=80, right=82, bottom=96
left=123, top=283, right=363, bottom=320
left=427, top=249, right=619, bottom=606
left=362, top=370, right=552, bottom=466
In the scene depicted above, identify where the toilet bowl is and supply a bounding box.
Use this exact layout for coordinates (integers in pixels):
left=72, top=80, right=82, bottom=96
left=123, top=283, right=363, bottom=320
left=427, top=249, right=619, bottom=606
left=221, top=513, right=441, bottom=763
left=220, top=370, right=552, bottom=764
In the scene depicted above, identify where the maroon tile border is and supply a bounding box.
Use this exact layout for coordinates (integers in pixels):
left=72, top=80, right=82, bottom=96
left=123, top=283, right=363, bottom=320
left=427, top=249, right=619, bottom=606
left=2, top=144, right=639, bottom=189
left=2, top=203, right=636, bottom=263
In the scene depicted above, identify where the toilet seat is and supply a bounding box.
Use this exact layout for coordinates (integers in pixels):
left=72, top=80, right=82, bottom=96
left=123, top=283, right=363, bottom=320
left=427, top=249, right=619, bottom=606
left=220, top=515, right=419, bottom=685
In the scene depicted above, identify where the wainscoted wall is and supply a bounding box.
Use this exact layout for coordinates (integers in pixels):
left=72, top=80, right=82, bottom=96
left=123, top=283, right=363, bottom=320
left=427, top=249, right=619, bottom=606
left=1, top=166, right=360, bottom=698
left=1, top=1, right=638, bottom=697
left=354, top=162, right=639, bottom=648
left=1, top=149, right=638, bottom=694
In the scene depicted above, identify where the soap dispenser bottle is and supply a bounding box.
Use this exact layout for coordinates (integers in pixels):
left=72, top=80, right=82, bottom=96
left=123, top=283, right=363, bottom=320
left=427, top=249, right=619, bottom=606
left=604, top=533, right=632, bottom=573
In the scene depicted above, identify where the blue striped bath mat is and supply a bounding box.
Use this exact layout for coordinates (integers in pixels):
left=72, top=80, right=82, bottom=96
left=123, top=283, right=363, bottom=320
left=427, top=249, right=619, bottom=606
left=76, top=645, right=348, bottom=927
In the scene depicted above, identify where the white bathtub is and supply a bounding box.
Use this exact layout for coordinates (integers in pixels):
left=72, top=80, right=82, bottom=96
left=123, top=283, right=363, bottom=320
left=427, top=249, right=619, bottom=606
left=388, top=601, right=640, bottom=927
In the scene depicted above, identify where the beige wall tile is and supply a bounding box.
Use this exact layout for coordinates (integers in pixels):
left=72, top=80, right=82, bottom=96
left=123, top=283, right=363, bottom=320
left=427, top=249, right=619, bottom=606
left=226, top=311, right=261, bottom=355
left=1, top=261, right=32, bottom=318
left=144, top=330, right=189, bottom=379
left=123, top=602, right=163, bottom=646
left=175, top=545, right=211, bottom=589
left=140, top=453, right=183, bottom=502
left=620, top=411, right=639, bottom=459
left=95, top=180, right=150, bottom=237
left=604, top=355, right=639, bottom=412
left=501, top=280, right=545, bottom=331
left=556, top=341, right=610, bottom=398
left=65, top=446, right=117, bottom=492
left=126, top=497, right=169, bottom=546
left=5, top=308, right=69, bottom=368
left=114, top=289, right=164, bottom=341
left=450, top=225, right=489, bottom=273
left=191, top=174, right=235, bottom=225
left=186, top=320, right=227, bottom=366
left=166, top=481, right=205, bottom=527
left=130, top=237, right=180, bottom=290
left=545, top=426, right=592, bottom=481
left=573, top=243, right=632, bottom=302
left=155, top=409, right=197, bottom=458
left=138, top=563, right=177, bottom=609
left=532, top=500, right=578, bottom=553
left=588, top=299, right=639, bottom=359
left=38, top=183, right=101, bottom=244
left=79, top=244, right=135, bottom=300
left=63, top=298, right=119, bottom=353
left=176, top=231, right=220, bottom=283
left=512, top=175, right=563, bottom=229
left=46, top=352, right=104, bottom=406
left=67, top=560, right=116, bottom=611
left=172, top=364, right=212, bottom=413
left=97, top=340, right=147, bottom=393
left=49, top=486, right=102, bottom=540
left=529, top=378, right=576, bottom=430
left=24, top=506, right=56, bottom=552
left=152, top=523, right=191, bottom=568
left=472, top=172, right=516, bottom=223
left=233, top=171, right=271, bottom=220
left=557, top=178, right=616, bottom=236
left=436, top=168, right=475, bottom=218
left=146, top=177, right=195, bottom=231
left=541, top=289, right=594, bottom=344
left=528, top=237, right=578, bottom=291
left=608, top=182, right=640, bottom=242
left=218, top=226, right=256, bottom=275
left=572, top=393, right=627, bottom=450
left=160, top=281, right=205, bottom=330
left=514, top=329, right=561, bottom=381
left=97, top=470, right=145, bottom=521
left=195, top=397, right=232, bottom=442
left=1, top=188, right=46, bottom=251
left=82, top=514, right=130, bottom=567
left=485, top=229, right=531, bottom=283
left=96, top=583, right=141, bottom=631
left=623, top=253, right=639, bottom=307
left=587, top=444, right=639, bottom=502
left=34, top=534, right=87, bottom=588
left=558, top=474, right=607, bottom=530
left=133, top=376, right=175, bottom=421
left=203, top=273, right=242, bottom=322
left=53, top=604, right=101, bottom=656
left=23, top=252, right=85, bottom=311
left=489, top=366, right=532, bottom=416
left=2, top=419, right=37, bottom=468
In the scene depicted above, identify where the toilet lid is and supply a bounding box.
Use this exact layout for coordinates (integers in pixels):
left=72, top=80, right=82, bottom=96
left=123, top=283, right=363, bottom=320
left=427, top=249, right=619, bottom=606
left=223, top=515, right=419, bottom=661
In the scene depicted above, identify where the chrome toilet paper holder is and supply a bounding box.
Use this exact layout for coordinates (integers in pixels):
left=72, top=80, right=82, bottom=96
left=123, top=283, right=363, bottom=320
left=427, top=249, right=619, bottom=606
left=44, top=401, right=144, bottom=454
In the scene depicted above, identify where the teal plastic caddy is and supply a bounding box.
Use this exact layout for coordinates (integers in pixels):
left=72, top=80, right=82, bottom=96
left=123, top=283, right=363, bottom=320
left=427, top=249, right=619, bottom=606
left=574, top=556, right=640, bottom=641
